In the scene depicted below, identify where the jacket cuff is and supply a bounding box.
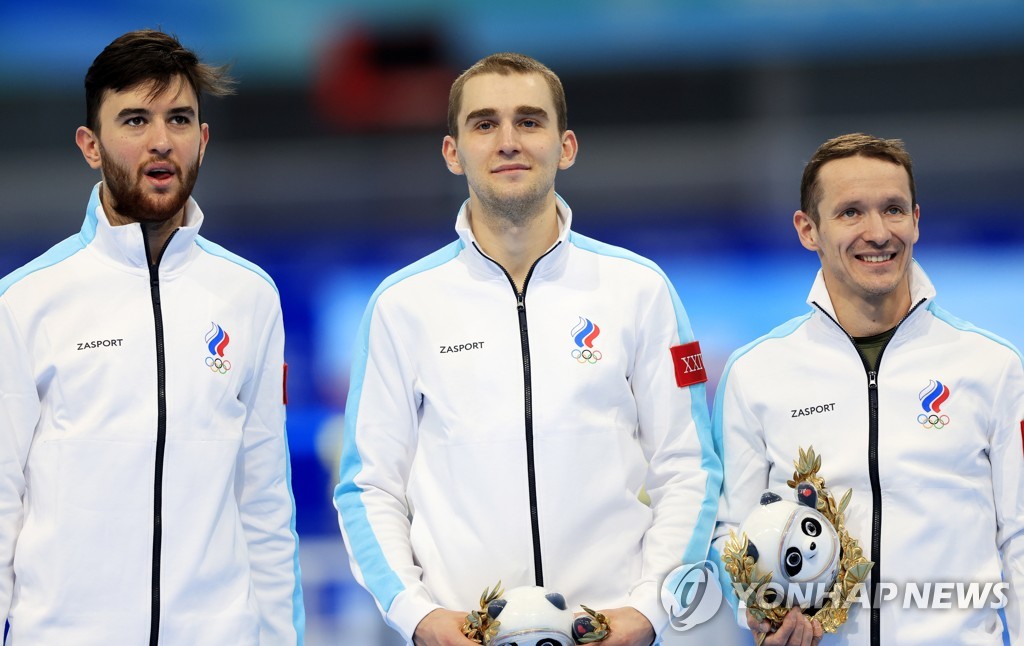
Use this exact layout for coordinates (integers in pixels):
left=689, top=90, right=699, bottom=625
left=628, top=580, right=669, bottom=642
left=386, top=590, right=441, bottom=643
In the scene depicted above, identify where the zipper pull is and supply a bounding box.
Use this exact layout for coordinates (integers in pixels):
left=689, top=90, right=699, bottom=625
left=868, top=371, right=878, bottom=388
left=516, top=292, right=525, bottom=311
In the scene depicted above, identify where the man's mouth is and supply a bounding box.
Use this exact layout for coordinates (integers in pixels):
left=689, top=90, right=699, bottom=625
left=492, top=164, right=529, bottom=173
left=144, top=164, right=177, bottom=182
left=858, top=253, right=895, bottom=263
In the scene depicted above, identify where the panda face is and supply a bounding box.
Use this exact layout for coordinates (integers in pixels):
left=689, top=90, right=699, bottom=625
left=739, top=490, right=842, bottom=607
left=779, top=507, right=838, bottom=584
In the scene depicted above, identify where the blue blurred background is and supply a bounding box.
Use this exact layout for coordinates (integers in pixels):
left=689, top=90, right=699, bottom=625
left=2, top=1, right=1023, bottom=643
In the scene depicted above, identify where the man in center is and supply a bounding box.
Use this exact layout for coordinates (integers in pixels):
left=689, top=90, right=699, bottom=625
left=336, top=53, right=720, bottom=645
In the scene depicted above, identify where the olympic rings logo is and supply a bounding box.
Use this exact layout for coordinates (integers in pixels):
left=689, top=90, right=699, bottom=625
left=917, top=413, right=949, bottom=429
left=571, top=348, right=603, bottom=364
left=205, top=356, right=232, bottom=374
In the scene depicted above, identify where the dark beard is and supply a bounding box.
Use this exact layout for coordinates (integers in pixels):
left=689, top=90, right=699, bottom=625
left=100, top=149, right=200, bottom=223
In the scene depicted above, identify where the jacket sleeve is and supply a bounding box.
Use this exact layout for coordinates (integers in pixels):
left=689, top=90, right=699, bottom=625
left=0, top=299, right=39, bottom=623
left=236, top=299, right=305, bottom=644
left=711, top=352, right=770, bottom=624
left=627, top=274, right=721, bottom=637
left=990, top=349, right=1024, bottom=643
left=334, top=292, right=438, bottom=642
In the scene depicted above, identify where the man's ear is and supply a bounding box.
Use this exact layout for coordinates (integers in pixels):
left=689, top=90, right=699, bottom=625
left=558, top=129, right=578, bottom=170
left=794, top=210, right=819, bottom=252
left=441, top=135, right=464, bottom=176
left=76, top=126, right=103, bottom=170
left=198, top=122, right=210, bottom=166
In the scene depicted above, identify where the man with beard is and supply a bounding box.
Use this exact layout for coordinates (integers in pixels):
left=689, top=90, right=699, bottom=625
left=0, top=30, right=304, bottom=644
left=713, top=134, right=1024, bottom=645
left=335, top=52, right=720, bottom=646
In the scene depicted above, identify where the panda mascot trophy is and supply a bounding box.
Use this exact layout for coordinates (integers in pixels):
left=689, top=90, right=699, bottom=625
left=722, top=447, right=873, bottom=644
left=461, top=583, right=611, bottom=645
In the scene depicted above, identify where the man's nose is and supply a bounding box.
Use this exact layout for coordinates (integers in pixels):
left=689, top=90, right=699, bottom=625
left=861, top=211, right=891, bottom=245
left=497, top=123, right=520, bottom=155
left=148, top=121, right=172, bottom=156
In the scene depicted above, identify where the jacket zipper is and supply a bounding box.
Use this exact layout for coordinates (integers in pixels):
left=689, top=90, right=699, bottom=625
left=866, top=368, right=881, bottom=646
left=814, top=298, right=925, bottom=646
left=142, top=229, right=177, bottom=646
left=473, top=241, right=560, bottom=586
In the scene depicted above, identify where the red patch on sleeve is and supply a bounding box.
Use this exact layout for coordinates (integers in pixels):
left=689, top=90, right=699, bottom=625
left=670, top=341, right=708, bottom=388
left=283, top=362, right=289, bottom=405
left=1020, top=420, right=1024, bottom=457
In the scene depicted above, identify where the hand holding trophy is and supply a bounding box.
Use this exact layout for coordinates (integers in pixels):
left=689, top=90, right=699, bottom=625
left=722, top=447, right=873, bottom=644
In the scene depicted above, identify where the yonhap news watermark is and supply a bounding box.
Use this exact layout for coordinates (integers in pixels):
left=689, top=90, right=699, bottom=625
left=732, top=580, right=1010, bottom=611
left=659, top=564, right=1010, bottom=633
left=661, top=561, right=723, bottom=631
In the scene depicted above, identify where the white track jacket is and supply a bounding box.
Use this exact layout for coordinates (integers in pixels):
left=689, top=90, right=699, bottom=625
left=335, top=198, right=720, bottom=643
left=713, top=263, right=1024, bottom=645
left=0, top=185, right=304, bottom=644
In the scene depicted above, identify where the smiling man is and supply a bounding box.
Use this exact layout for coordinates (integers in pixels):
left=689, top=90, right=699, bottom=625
left=0, top=30, right=304, bottom=644
left=713, top=134, right=1024, bottom=645
left=336, top=53, right=720, bottom=646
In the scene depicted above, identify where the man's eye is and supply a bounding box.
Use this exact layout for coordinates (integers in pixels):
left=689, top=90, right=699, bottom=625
left=126, top=117, right=145, bottom=126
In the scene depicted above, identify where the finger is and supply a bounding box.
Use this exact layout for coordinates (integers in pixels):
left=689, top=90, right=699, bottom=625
left=757, top=626, right=778, bottom=646
left=760, top=619, right=787, bottom=644
left=746, top=610, right=770, bottom=634
left=787, top=613, right=807, bottom=646
left=785, top=610, right=813, bottom=646
left=811, top=619, right=824, bottom=645
left=800, top=614, right=814, bottom=646
left=774, top=610, right=799, bottom=641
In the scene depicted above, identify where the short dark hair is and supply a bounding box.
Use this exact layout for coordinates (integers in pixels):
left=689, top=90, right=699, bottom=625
left=447, top=52, right=567, bottom=137
left=84, top=29, right=235, bottom=132
left=800, top=133, right=916, bottom=224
